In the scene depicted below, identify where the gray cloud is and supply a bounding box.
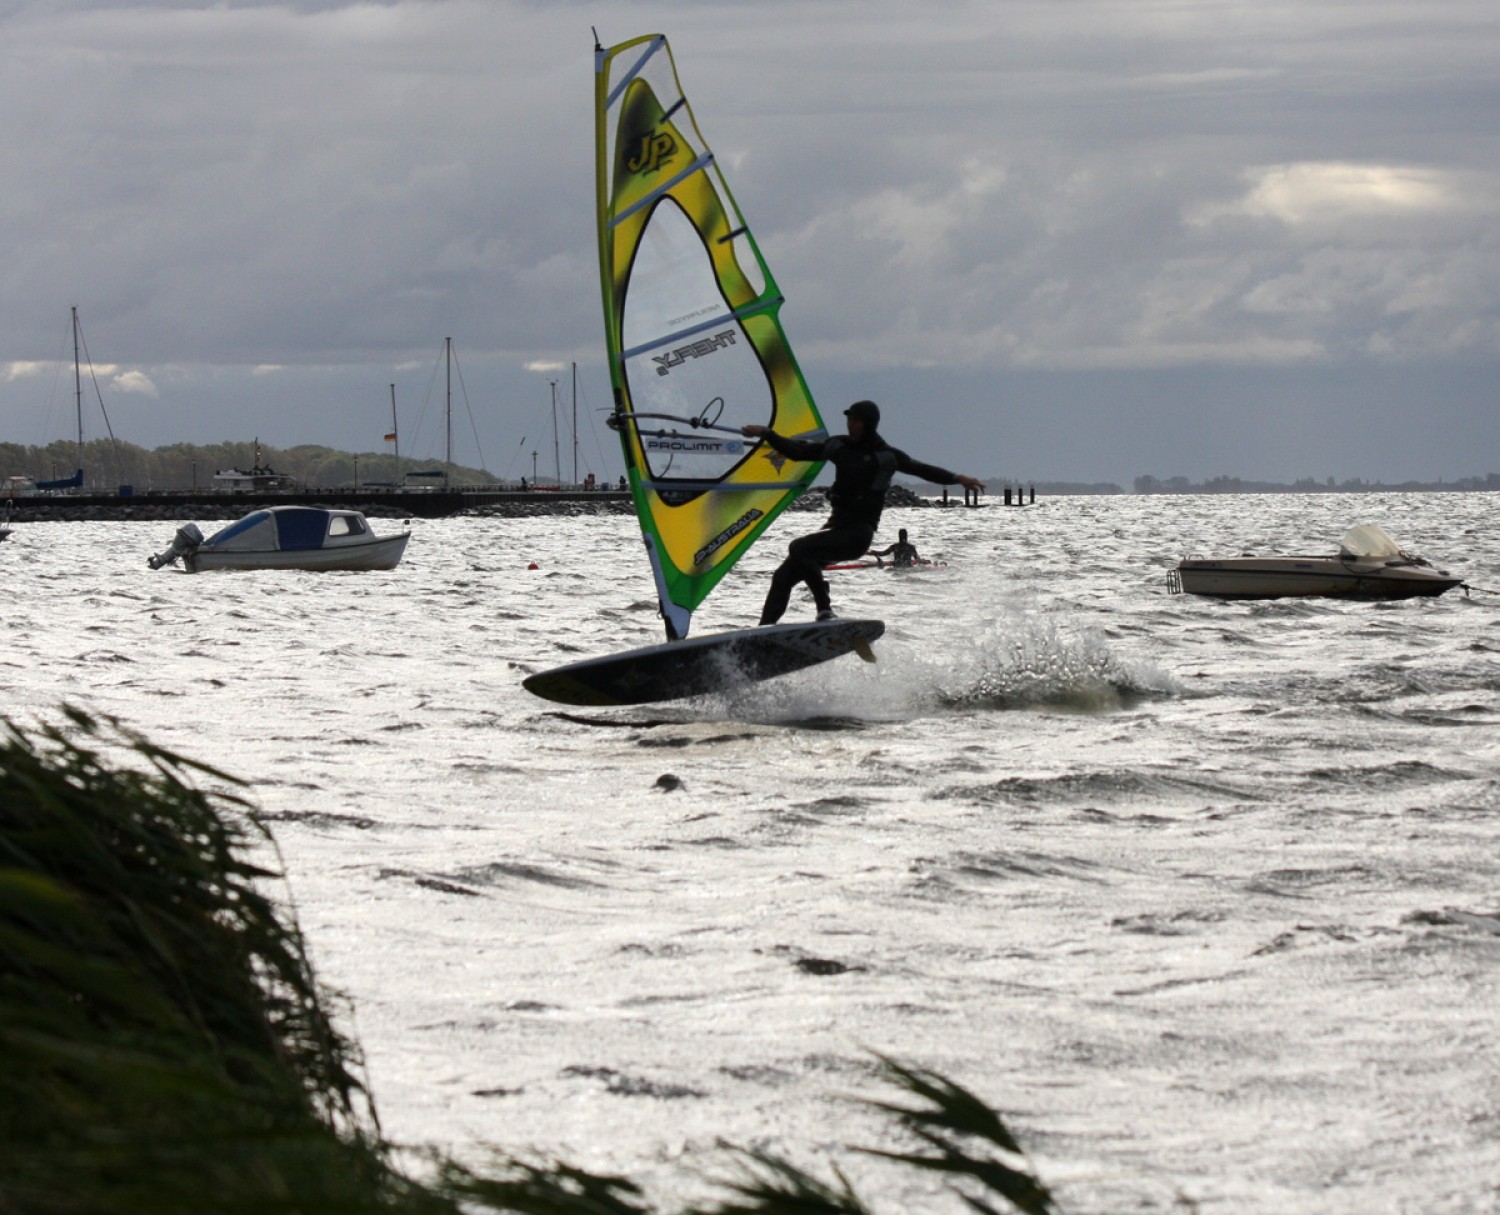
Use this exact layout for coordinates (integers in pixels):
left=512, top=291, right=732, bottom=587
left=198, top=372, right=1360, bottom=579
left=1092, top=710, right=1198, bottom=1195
left=1, top=0, right=1495, bottom=485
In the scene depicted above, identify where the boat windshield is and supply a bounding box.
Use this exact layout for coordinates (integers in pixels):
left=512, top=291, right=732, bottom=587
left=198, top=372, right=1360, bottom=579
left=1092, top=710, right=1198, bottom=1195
left=1338, top=525, right=1405, bottom=560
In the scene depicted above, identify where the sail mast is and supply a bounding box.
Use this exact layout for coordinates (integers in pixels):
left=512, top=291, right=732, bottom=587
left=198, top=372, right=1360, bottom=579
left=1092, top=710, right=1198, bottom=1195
left=571, top=361, right=578, bottom=485
left=389, top=383, right=400, bottom=469
left=550, top=378, right=560, bottom=486
left=444, top=336, right=452, bottom=489
left=71, top=305, right=83, bottom=486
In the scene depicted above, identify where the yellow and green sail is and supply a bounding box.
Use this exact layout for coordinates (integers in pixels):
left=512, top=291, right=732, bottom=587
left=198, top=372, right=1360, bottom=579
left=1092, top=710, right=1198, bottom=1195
left=595, top=33, right=826, bottom=640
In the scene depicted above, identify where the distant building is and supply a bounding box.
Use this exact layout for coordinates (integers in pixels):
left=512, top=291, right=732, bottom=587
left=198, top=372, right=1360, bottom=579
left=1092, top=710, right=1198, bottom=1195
left=212, top=466, right=296, bottom=492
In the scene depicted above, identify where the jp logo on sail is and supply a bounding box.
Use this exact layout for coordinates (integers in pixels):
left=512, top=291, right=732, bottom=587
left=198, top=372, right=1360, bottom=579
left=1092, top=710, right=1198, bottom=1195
left=627, top=130, right=676, bottom=175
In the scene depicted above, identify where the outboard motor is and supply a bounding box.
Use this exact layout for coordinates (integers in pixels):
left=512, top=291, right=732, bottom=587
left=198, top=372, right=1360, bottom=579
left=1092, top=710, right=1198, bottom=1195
left=148, top=523, right=204, bottom=569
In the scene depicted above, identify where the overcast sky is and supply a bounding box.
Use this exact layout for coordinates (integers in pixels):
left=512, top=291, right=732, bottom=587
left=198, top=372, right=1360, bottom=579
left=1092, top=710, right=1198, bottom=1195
left=2, top=0, right=1496, bottom=487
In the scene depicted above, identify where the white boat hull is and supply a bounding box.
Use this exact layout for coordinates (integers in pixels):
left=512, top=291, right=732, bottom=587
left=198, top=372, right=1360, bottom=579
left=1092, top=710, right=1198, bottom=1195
left=1171, top=556, right=1461, bottom=600
left=185, top=531, right=409, bottom=573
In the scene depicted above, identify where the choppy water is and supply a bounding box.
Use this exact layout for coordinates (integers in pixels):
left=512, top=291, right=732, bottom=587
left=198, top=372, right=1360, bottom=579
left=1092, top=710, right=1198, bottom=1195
left=5, top=493, right=1499, bottom=1213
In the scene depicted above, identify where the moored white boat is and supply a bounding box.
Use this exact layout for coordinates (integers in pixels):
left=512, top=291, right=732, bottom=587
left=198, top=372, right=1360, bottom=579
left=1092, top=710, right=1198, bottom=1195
left=148, top=506, right=410, bottom=573
left=1168, top=524, right=1463, bottom=600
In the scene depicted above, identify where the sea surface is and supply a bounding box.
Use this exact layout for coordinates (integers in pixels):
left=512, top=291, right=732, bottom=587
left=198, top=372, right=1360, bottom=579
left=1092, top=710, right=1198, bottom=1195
left=5, top=493, right=1499, bottom=1213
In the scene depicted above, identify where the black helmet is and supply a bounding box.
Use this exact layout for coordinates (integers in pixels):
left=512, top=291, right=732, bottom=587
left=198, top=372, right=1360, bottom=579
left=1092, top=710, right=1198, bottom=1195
left=844, top=399, right=880, bottom=428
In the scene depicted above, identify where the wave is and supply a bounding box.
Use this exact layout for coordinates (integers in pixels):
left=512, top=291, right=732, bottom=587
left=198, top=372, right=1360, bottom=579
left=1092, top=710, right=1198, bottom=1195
left=676, top=608, right=1179, bottom=724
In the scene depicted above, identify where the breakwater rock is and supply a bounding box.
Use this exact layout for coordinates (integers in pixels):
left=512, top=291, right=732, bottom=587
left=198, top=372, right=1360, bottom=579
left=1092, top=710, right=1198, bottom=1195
left=5, top=500, right=421, bottom=524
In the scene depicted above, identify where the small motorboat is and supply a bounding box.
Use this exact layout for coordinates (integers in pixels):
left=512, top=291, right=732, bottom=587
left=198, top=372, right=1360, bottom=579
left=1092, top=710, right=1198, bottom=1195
left=148, top=506, right=410, bottom=573
left=1168, top=524, right=1463, bottom=601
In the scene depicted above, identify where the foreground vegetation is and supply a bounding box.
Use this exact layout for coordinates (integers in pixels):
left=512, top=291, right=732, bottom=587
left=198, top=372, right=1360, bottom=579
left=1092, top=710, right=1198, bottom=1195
left=0, top=709, right=1112, bottom=1214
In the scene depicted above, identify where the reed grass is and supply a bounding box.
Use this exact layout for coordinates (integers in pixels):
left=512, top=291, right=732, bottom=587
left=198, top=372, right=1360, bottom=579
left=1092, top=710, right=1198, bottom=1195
left=1, top=709, right=1070, bottom=1215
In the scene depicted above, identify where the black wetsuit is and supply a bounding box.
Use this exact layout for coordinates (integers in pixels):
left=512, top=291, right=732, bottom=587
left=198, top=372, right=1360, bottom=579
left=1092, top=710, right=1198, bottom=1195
left=871, top=541, right=920, bottom=567
left=756, top=430, right=959, bottom=625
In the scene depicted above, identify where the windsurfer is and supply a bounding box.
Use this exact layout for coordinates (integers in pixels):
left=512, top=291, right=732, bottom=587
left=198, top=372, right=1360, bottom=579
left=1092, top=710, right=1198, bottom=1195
left=741, top=400, right=984, bottom=625
left=869, top=528, right=920, bottom=568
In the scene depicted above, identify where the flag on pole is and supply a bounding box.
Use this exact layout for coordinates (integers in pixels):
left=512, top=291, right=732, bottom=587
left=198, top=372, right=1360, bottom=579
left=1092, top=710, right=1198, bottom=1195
left=383, top=432, right=397, bottom=442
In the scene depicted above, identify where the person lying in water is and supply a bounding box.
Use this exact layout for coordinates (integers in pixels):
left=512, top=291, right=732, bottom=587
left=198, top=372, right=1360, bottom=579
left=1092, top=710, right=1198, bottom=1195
left=869, top=528, right=920, bottom=568
left=741, top=399, right=983, bottom=625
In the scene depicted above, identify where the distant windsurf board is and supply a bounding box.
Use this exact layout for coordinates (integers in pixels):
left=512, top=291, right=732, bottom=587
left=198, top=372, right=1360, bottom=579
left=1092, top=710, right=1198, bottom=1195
left=824, top=560, right=946, bottom=571
left=523, top=618, right=885, bottom=707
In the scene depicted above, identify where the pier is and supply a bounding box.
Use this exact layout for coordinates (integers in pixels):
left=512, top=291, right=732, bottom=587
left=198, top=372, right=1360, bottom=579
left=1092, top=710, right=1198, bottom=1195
left=4, top=486, right=635, bottom=523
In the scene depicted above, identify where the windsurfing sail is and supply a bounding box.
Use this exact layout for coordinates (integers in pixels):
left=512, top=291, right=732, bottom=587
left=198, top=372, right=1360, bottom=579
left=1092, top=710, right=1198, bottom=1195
left=595, top=33, right=826, bottom=640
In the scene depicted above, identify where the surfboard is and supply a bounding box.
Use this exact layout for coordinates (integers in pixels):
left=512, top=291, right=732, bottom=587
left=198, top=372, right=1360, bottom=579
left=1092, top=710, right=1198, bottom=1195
left=523, top=618, right=885, bottom=706
left=824, top=559, right=946, bottom=571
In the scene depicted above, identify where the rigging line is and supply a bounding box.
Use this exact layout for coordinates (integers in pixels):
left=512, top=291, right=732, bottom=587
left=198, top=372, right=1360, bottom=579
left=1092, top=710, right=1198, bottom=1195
left=559, top=377, right=580, bottom=474
left=75, top=321, right=126, bottom=487
left=409, top=339, right=477, bottom=470
left=405, top=347, right=444, bottom=465
left=34, top=321, right=72, bottom=450
left=564, top=380, right=608, bottom=482
left=447, top=345, right=489, bottom=474
left=517, top=397, right=560, bottom=483
left=501, top=434, right=529, bottom=480
left=617, top=296, right=780, bottom=362
left=604, top=34, right=666, bottom=109
left=576, top=378, right=614, bottom=478
left=609, top=152, right=714, bottom=228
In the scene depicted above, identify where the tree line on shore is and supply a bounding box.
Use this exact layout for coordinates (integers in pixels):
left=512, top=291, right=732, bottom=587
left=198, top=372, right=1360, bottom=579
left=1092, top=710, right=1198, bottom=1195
left=1134, top=472, right=1500, bottom=494
left=0, top=438, right=498, bottom=493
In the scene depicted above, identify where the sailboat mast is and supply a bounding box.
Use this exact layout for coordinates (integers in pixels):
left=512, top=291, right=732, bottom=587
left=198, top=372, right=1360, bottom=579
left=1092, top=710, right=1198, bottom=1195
left=444, top=336, right=452, bottom=489
left=571, top=361, right=578, bottom=485
left=550, top=379, right=560, bottom=486
left=389, top=383, right=400, bottom=469
left=71, top=305, right=83, bottom=484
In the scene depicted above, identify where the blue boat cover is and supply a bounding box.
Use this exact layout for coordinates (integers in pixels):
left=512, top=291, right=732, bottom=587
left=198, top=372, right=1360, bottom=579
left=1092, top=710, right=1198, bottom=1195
left=273, top=508, right=331, bottom=551
left=36, top=469, right=84, bottom=490
left=206, top=510, right=272, bottom=546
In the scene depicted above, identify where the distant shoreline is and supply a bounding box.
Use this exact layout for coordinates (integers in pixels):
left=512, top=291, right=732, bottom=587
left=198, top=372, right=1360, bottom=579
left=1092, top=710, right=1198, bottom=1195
left=1129, top=474, right=1500, bottom=496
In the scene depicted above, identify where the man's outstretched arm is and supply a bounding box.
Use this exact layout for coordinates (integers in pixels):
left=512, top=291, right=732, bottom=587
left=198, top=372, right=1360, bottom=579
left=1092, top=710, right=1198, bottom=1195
left=894, top=450, right=985, bottom=492
left=741, top=424, right=828, bottom=463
